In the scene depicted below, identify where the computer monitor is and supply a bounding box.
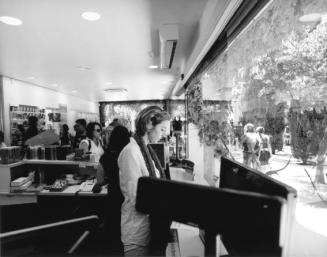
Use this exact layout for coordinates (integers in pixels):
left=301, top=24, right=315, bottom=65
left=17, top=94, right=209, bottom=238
left=218, top=157, right=297, bottom=257
left=136, top=176, right=286, bottom=257
left=219, top=157, right=297, bottom=199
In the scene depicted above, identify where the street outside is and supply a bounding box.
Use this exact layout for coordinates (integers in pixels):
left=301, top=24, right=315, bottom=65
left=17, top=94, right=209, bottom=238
left=230, top=145, right=327, bottom=256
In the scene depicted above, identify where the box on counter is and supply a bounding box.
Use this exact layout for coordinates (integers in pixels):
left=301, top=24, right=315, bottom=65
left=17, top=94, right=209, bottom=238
left=10, top=176, right=32, bottom=187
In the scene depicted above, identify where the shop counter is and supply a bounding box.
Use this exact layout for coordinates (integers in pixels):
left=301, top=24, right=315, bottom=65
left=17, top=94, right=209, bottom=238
left=169, top=166, right=194, bottom=182
left=0, top=159, right=99, bottom=195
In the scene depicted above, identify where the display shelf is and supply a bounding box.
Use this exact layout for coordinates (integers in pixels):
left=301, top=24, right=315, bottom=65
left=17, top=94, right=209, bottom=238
left=10, top=110, right=45, bottom=116
left=0, top=159, right=102, bottom=204
left=0, top=160, right=98, bottom=168
left=0, top=161, right=25, bottom=168
left=24, top=159, right=98, bottom=167
left=9, top=104, right=46, bottom=145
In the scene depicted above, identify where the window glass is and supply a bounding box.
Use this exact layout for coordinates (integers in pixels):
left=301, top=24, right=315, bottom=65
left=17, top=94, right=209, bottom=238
left=188, top=0, right=327, bottom=212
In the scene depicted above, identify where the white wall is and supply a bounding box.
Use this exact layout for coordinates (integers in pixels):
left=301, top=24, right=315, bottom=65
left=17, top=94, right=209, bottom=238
left=2, top=76, right=98, bottom=145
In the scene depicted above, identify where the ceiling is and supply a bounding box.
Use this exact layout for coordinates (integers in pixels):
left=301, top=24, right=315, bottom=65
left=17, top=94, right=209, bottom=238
left=0, top=0, right=215, bottom=102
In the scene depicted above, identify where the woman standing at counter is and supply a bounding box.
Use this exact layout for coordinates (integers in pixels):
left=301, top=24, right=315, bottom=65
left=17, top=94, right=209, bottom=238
left=118, top=106, right=170, bottom=256
left=79, top=122, right=104, bottom=162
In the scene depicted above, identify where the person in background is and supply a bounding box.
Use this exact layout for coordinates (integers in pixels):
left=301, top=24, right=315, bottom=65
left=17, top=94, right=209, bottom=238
left=102, top=117, right=132, bottom=149
left=38, top=120, right=46, bottom=132
left=256, top=126, right=272, bottom=173
left=23, top=116, right=39, bottom=144
left=73, top=119, right=87, bottom=149
left=240, top=123, right=261, bottom=170
left=118, top=106, right=170, bottom=257
left=79, top=122, right=104, bottom=162
left=97, top=125, right=131, bottom=254
left=102, top=118, right=121, bottom=149
left=0, top=131, right=7, bottom=148
left=60, top=124, right=72, bottom=146
left=11, top=124, right=25, bottom=146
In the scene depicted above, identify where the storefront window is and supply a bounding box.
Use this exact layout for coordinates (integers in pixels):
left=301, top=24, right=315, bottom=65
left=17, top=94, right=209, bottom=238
left=188, top=0, right=327, bottom=205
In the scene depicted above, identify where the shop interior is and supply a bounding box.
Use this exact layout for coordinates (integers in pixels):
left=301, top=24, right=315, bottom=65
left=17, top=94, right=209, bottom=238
left=1, top=0, right=327, bottom=256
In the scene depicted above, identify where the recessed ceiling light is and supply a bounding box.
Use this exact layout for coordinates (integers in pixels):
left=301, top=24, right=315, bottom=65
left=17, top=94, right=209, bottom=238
left=149, top=65, right=158, bottom=69
left=105, top=82, right=113, bottom=85
left=104, top=88, right=128, bottom=93
left=27, top=76, right=35, bottom=80
left=76, top=65, right=91, bottom=71
left=0, top=16, right=22, bottom=26
left=81, top=12, right=101, bottom=21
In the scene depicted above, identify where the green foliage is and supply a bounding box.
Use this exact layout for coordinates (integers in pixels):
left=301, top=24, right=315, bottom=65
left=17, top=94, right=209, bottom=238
left=289, top=108, right=327, bottom=163
left=254, top=18, right=327, bottom=109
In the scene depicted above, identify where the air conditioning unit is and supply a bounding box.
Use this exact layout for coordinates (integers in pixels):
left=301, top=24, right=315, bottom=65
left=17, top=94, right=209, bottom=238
left=159, top=24, right=178, bottom=69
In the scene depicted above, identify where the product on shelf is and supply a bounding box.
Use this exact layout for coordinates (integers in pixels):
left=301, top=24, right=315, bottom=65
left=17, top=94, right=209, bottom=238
left=10, top=179, right=33, bottom=192
left=0, top=146, right=23, bottom=164
left=48, top=179, right=68, bottom=192
left=10, top=176, right=32, bottom=187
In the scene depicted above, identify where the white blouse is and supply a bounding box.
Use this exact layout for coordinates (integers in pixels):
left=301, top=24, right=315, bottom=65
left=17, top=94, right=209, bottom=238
left=118, top=137, right=160, bottom=249
left=79, top=138, right=104, bottom=162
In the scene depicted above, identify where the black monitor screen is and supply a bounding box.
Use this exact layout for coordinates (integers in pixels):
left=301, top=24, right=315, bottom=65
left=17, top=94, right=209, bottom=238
left=136, top=176, right=285, bottom=256
left=218, top=157, right=297, bottom=256
left=219, top=157, right=296, bottom=200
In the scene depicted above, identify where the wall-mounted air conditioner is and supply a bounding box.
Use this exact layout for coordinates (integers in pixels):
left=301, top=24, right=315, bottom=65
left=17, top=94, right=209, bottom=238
left=159, top=24, right=178, bottom=69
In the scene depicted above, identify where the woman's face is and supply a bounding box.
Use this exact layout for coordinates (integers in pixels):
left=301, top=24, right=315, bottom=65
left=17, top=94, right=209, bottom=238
left=92, top=125, right=102, bottom=139
left=147, top=120, right=169, bottom=143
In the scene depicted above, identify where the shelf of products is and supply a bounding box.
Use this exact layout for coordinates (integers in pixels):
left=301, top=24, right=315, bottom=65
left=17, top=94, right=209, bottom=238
left=0, top=159, right=103, bottom=198
left=10, top=105, right=46, bottom=146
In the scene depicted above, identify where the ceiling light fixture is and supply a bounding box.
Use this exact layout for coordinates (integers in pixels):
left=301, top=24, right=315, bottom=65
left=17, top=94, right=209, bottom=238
left=81, top=12, right=101, bottom=21
left=149, top=65, right=158, bottom=69
left=76, top=65, right=91, bottom=71
left=51, top=83, right=58, bottom=87
left=104, top=88, right=128, bottom=93
left=0, top=16, right=23, bottom=26
left=27, top=76, right=35, bottom=80
left=105, top=82, right=113, bottom=85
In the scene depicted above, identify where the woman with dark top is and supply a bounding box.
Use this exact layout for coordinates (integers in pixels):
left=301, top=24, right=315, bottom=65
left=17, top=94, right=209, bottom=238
left=97, top=126, right=131, bottom=253
left=256, top=126, right=272, bottom=172
left=23, top=116, right=39, bottom=144
left=60, top=124, right=72, bottom=145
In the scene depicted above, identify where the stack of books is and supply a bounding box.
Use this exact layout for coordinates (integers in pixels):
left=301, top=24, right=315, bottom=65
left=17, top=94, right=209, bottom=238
left=10, top=177, right=33, bottom=192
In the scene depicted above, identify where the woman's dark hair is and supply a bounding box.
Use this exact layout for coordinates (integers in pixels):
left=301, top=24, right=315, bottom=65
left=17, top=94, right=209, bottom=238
left=135, top=106, right=170, bottom=136
left=62, top=124, right=69, bottom=132
left=17, top=124, right=25, bottom=134
left=109, top=126, right=130, bottom=151
left=75, top=119, right=87, bottom=128
left=86, top=122, right=102, bottom=139
left=28, top=116, right=38, bottom=127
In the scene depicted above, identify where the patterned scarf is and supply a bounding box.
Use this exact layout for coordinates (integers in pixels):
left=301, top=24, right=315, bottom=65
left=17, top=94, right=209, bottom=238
left=134, top=135, right=166, bottom=179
